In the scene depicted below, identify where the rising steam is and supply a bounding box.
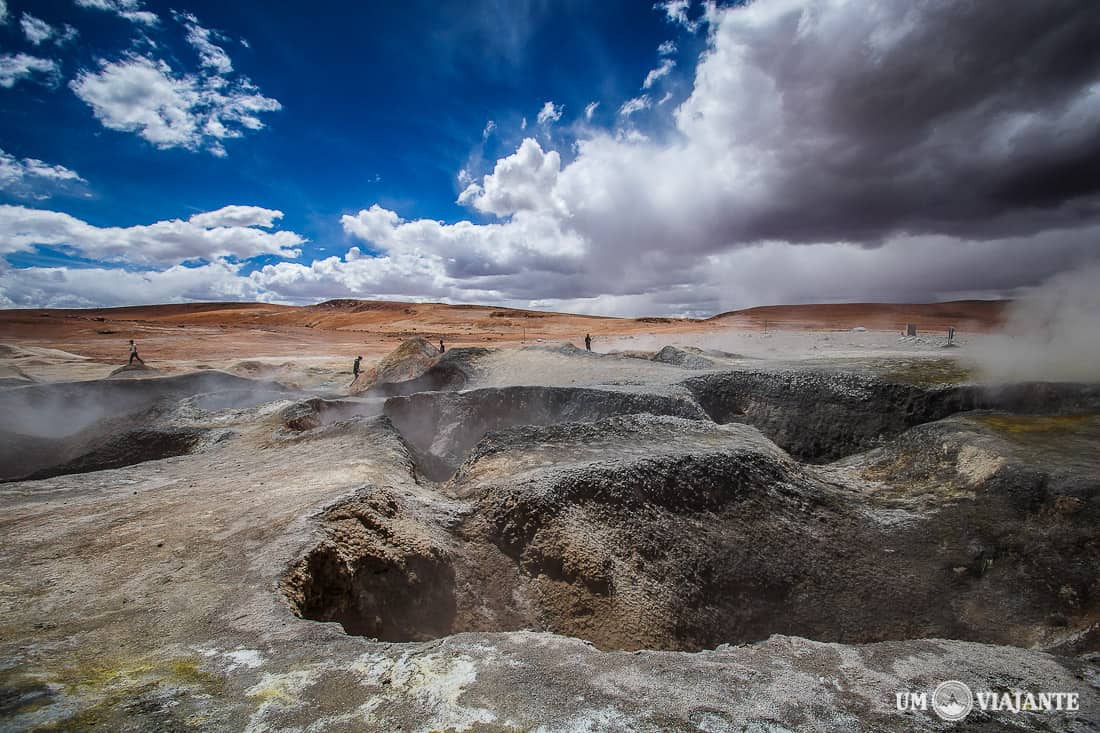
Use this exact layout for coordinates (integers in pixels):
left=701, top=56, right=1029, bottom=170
left=971, top=264, right=1100, bottom=383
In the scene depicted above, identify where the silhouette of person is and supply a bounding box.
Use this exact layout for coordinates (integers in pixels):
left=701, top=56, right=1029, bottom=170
left=128, top=339, right=144, bottom=365
left=352, top=355, right=362, bottom=378
left=584, top=333, right=592, bottom=351
left=439, top=339, right=445, bottom=353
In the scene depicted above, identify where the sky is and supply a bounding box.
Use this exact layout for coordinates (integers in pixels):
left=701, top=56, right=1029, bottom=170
left=0, top=0, right=1098, bottom=317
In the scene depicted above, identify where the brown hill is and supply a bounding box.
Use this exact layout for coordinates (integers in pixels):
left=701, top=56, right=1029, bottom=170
left=710, top=300, right=1008, bottom=333
left=0, top=298, right=1009, bottom=364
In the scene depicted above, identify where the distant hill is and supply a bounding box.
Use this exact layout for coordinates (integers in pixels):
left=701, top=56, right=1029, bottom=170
left=709, top=299, right=1009, bottom=332
left=0, top=298, right=1011, bottom=364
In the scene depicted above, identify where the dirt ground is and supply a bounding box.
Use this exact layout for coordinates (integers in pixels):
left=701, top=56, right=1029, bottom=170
left=0, top=298, right=1005, bottom=364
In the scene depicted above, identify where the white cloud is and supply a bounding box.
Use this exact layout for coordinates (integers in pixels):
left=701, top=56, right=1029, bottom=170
left=482, top=119, right=496, bottom=139
left=0, top=149, right=86, bottom=199
left=536, top=101, right=562, bottom=125
left=658, top=40, right=677, bottom=56
left=0, top=204, right=304, bottom=265
left=642, top=58, right=675, bottom=89
left=71, top=57, right=200, bottom=149
left=0, top=53, right=60, bottom=88
left=6, top=225, right=1098, bottom=315
left=188, top=205, right=285, bottom=228
left=0, top=259, right=264, bottom=308
left=584, top=101, right=599, bottom=121
left=248, top=197, right=588, bottom=306
left=341, top=201, right=584, bottom=271
left=655, top=0, right=699, bottom=32
left=70, top=55, right=280, bottom=155
left=20, top=13, right=53, bottom=45
left=74, top=0, right=158, bottom=26
left=618, top=95, right=651, bottom=117
left=456, top=138, right=563, bottom=217
left=249, top=249, right=451, bottom=303
left=58, top=24, right=79, bottom=44
left=520, top=116, right=527, bottom=130
left=175, top=11, right=233, bottom=74
left=0, top=0, right=7, bottom=25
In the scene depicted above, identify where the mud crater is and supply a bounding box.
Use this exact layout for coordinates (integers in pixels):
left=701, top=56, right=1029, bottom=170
left=283, top=372, right=1100, bottom=652
left=0, top=372, right=290, bottom=482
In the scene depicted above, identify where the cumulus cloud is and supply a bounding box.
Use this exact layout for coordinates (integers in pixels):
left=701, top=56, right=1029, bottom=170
left=0, top=53, right=60, bottom=88
left=456, top=138, right=563, bottom=217
left=74, top=0, right=157, bottom=26
left=536, top=101, right=562, bottom=125
left=482, top=119, right=496, bottom=139
left=642, top=58, right=675, bottom=89
left=7, top=224, right=1099, bottom=316
left=584, top=101, right=599, bottom=121
left=249, top=248, right=452, bottom=304
left=0, top=204, right=304, bottom=265
left=187, top=205, right=285, bottom=229
left=0, top=259, right=263, bottom=309
left=658, top=40, right=677, bottom=56
left=20, top=13, right=53, bottom=45
left=70, top=54, right=281, bottom=156
left=340, top=200, right=583, bottom=273
left=0, top=149, right=86, bottom=199
left=17, top=14, right=78, bottom=47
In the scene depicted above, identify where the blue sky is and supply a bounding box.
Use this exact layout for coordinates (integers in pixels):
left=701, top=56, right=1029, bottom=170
left=2, top=1, right=690, bottom=251
left=1, top=0, right=1098, bottom=315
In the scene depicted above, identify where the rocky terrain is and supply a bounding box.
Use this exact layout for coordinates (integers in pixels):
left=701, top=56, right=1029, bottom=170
left=1, top=322, right=1098, bottom=731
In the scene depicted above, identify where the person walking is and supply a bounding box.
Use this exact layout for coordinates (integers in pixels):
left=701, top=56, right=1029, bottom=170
left=351, top=355, right=362, bottom=386
left=128, top=339, right=145, bottom=365
left=584, top=333, right=592, bottom=352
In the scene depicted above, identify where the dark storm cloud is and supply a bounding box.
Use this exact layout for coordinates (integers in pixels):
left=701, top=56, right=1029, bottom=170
left=703, top=0, right=1100, bottom=244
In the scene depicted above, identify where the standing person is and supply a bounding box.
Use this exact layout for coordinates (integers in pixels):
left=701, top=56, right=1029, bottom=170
left=439, top=339, right=445, bottom=353
left=128, top=339, right=144, bottom=365
left=584, top=333, right=592, bottom=352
